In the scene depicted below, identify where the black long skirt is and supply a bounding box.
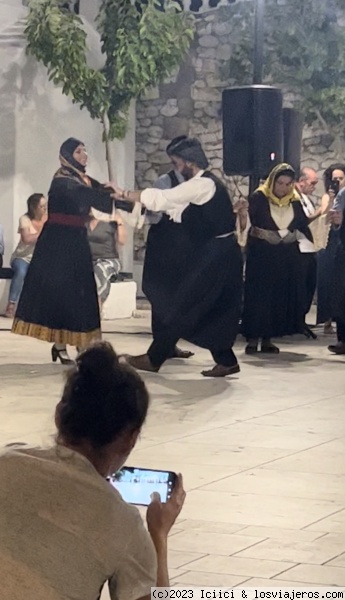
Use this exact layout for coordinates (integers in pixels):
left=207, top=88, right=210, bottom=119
left=152, top=235, right=243, bottom=351
left=12, top=223, right=100, bottom=346
left=241, top=238, right=306, bottom=340
left=331, top=243, right=345, bottom=324
left=316, top=228, right=341, bottom=324
left=142, top=216, right=193, bottom=335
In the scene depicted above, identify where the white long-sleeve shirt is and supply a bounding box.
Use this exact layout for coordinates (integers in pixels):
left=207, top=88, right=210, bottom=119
left=140, top=170, right=216, bottom=222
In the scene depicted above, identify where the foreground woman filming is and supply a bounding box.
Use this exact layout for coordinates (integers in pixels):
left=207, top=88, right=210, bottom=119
left=0, top=342, right=185, bottom=600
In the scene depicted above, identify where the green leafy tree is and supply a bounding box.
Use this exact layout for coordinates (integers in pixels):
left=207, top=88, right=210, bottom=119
left=24, top=0, right=194, bottom=177
left=221, top=0, right=345, bottom=158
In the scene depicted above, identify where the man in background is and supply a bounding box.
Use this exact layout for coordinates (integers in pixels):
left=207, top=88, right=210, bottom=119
left=296, top=167, right=320, bottom=219
left=295, top=167, right=320, bottom=335
left=142, top=136, right=194, bottom=360
left=328, top=185, right=345, bottom=354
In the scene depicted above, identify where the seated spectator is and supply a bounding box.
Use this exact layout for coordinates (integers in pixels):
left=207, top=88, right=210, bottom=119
left=0, top=342, right=185, bottom=600
left=4, top=193, right=47, bottom=318
left=87, top=209, right=126, bottom=311
left=0, top=222, right=4, bottom=268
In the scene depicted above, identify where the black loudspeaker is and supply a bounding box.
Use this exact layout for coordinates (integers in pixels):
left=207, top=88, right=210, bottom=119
left=222, top=86, right=284, bottom=178
left=283, top=108, right=304, bottom=174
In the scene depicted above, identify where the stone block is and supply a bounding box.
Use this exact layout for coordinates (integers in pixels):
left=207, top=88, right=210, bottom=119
left=191, top=87, right=220, bottom=102
left=160, top=99, right=179, bottom=117
left=201, top=58, right=218, bottom=72
left=191, top=123, right=207, bottom=135
left=206, top=73, right=225, bottom=88
left=304, top=136, right=321, bottom=148
left=141, top=143, right=157, bottom=154
left=147, top=137, right=160, bottom=145
left=213, top=21, right=233, bottom=36
left=210, top=158, right=223, bottom=168
left=216, top=44, right=232, bottom=61
left=204, top=103, right=221, bottom=118
left=149, top=125, right=164, bottom=138
left=320, top=133, right=334, bottom=147
left=145, top=106, right=159, bottom=118
left=177, top=97, right=194, bottom=118
left=300, top=158, right=320, bottom=172
left=139, top=118, right=152, bottom=127
left=199, top=35, right=219, bottom=48
left=163, top=117, right=189, bottom=140
left=199, top=132, right=218, bottom=144
left=144, top=168, right=158, bottom=183
left=205, top=119, right=220, bottom=133
left=136, top=161, right=151, bottom=171
left=198, top=48, right=217, bottom=58
left=308, top=145, right=327, bottom=155
left=197, top=23, right=212, bottom=36
left=193, top=58, right=204, bottom=72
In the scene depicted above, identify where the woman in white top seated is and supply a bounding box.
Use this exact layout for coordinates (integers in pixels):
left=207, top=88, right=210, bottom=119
left=4, top=193, right=47, bottom=318
left=0, top=342, right=185, bottom=600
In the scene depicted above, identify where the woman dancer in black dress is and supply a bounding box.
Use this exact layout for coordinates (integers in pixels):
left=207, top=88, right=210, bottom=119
left=241, top=163, right=311, bottom=354
left=12, top=138, right=129, bottom=364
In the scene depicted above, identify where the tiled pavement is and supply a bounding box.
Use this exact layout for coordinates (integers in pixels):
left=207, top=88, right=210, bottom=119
left=0, top=312, right=344, bottom=593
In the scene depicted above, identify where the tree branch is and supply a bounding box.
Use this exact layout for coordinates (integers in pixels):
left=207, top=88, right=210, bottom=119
left=314, top=108, right=330, bottom=133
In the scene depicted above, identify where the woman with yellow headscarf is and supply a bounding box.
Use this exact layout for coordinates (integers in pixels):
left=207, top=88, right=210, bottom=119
left=241, top=163, right=313, bottom=354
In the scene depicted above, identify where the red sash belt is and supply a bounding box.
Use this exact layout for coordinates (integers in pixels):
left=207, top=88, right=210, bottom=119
left=48, top=213, right=87, bottom=227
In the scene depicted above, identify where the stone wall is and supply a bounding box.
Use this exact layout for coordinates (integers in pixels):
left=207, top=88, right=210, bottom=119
left=135, top=3, right=341, bottom=200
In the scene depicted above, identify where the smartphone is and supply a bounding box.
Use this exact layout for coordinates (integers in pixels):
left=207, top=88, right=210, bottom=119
left=330, top=179, right=340, bottom=195
left=107, top=466, right=177, bottom=506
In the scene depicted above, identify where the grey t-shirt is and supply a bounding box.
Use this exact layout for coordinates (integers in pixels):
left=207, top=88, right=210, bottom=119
left=0, top=445, right=157, bottom=600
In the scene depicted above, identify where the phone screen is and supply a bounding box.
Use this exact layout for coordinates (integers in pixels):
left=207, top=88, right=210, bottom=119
left=330, top=180, right=340, bottom=195
left=108, top=467, right=177, bottom=506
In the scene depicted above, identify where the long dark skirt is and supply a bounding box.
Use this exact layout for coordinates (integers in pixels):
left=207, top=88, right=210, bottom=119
left=142, top=216, right=193, bottom=335
left=153, top=235, right=243, bottom=351
left=300, top=252, right=317, bottom=318
left=330, top=242, right=345, bottom=325
left=316, top=228, right=341, bottom=324
left=241, top=239, right=306, bottom=340
left=12, top=223, right=100, bottom=346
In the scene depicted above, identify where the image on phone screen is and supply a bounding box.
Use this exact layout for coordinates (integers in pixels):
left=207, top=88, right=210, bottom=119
left=107, top=467, right=176, bottom=506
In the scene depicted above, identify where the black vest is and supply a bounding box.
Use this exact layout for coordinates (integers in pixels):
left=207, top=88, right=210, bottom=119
left=181, top=171, right=236, bottom=243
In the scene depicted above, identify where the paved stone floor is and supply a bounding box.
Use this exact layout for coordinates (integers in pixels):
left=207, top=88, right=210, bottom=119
left=0, top=312, right=345, bottom=593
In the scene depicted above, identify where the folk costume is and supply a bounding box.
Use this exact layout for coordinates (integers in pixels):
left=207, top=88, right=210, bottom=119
left=125, top=138, right=243, bottom=377
left=12, top=138, right=130, bottom=354
left=241, top=163, right=311, bottom=351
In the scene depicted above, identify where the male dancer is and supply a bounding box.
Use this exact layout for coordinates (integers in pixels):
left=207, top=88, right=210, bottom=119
left=114, top=137, right=243, bottom=377
left=143, top=136, right=194, bottom=360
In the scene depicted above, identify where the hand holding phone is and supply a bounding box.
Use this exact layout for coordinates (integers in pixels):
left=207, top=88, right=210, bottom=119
left=329, top=180, right=340, bottom=195
left=146, top=473, right=186, bottom=541
left=108, top=466, right=177, bottom=506
left=329, top=209, right=343, bottom=226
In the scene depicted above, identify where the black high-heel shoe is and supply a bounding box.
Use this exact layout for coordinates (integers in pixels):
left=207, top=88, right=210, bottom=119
left=51, top=345, right=74, bottom=365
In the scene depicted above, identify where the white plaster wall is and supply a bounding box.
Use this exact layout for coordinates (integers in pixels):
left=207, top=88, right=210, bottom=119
left=0, top=0, right=136, bottom=275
